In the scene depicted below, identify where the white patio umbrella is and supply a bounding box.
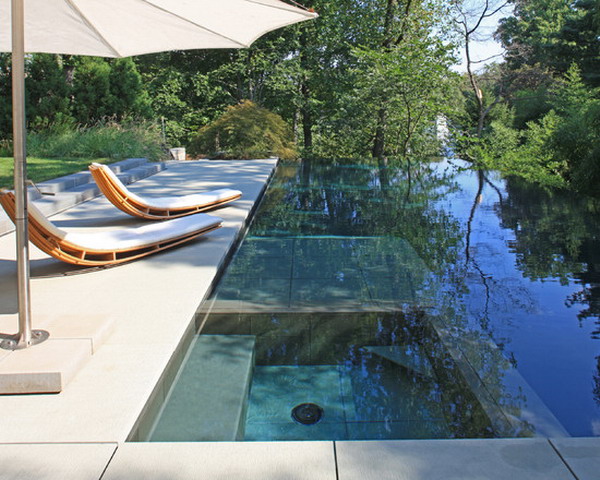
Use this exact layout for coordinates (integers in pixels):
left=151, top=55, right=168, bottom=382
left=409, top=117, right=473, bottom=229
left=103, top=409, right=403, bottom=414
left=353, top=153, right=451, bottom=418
left=0, top=0, right=317, bottom=350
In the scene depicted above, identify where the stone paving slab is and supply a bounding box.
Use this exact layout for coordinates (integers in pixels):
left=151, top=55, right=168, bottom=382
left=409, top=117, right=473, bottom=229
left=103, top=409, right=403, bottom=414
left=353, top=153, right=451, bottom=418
left=0, top=159, right=276, bottom=442
left=34, top=158, right=156, bottom=194
left=550, top=437, right=600, bottom=480
left=0, top=338, right=92, bottom=394
left=335, top=438, right=576, bottom=480
left=0, top=313, right=115, bottom=394
left=0, top=443, right=116, bottom=480
left=102, top=442, right=336, bottom=480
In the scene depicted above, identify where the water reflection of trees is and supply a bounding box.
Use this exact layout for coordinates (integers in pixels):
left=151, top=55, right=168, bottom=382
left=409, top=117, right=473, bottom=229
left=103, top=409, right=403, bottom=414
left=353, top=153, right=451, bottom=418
left=251, top=158, right=463, bottom=276
left=239, top=158, right=557, bottom=436
left=497, top=177, right=600, bottom=337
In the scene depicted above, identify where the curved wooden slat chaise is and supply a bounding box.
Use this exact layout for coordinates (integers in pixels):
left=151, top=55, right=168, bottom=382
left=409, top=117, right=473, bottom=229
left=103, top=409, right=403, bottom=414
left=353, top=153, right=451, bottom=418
left=89, top=163, right=242, bottom=220
left=0, top=191, right=222, bottom=266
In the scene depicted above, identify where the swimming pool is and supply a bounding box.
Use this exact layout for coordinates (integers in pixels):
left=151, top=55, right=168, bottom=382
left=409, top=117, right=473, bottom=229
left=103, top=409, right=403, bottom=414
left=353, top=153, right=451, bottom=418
left=144, top=158, right=600, bottom=441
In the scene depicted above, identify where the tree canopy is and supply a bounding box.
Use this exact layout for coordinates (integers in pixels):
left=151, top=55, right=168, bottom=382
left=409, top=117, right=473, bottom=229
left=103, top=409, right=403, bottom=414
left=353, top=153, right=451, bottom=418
left=450, top=0, right=600, bottom=197
left=1, top=0, right=457, bottom=163
left=0, top=0, right=597, bottom=197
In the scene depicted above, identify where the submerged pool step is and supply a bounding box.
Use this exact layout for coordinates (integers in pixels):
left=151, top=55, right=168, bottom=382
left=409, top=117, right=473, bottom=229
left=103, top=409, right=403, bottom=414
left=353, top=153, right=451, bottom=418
left=149, top=335, right=256, bottom=442
left=363, top=345, right=435, bottom=378
left=426, top=317, right=570, bottom=438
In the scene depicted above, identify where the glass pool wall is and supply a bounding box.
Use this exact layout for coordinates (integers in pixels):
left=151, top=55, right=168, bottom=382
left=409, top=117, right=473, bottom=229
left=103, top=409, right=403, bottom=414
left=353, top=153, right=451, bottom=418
left=144, top=159, right=600, bottom=441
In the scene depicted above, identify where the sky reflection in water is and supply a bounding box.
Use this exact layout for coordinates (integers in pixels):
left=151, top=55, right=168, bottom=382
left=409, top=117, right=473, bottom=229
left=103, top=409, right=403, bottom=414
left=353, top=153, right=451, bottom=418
left=201, top=158, right=600, bottom=439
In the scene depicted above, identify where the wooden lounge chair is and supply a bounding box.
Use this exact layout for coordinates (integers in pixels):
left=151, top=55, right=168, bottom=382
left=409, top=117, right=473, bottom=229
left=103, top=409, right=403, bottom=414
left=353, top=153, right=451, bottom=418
left=89, top=163, right=242, bottom=220
left=0, top=191, right=222, bottom=266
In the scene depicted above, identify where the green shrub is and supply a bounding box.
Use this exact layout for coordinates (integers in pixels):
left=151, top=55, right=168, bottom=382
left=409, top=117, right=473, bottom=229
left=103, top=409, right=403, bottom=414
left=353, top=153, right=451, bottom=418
left=469, top=66, right=600, bottom=195
left=512, top=86, right=553, bottom=129
left=189, top=100, right=298, bottom=160
left=553, top=98, right=600, bottom=195
left=22, top=119, right=165, bottom=161
left=473, top=113, right=567, bottom=189
left=0, top=120, right=166, bottom=187
left=549, top=65, right=600, bottom=196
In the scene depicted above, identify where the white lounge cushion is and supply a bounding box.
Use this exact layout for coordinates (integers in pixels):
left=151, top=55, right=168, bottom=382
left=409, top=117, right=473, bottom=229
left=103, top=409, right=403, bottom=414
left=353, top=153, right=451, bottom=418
left=92, top=163, right=242, bottom=209
left=28, top=200, right=221, bottom=252
left=141, top=189, right=242, bottom=209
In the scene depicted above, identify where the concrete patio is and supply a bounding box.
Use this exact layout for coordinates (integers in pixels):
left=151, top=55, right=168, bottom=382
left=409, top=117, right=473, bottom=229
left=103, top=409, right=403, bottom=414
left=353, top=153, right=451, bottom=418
left=0, top=159, right=598, bottom=479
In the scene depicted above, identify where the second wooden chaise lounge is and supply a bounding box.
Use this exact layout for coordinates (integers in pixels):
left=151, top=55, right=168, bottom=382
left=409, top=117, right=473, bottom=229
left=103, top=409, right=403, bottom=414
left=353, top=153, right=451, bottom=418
left=0, top=190, right=222, bottom=266
left=89, top=162, right=242, bottom=220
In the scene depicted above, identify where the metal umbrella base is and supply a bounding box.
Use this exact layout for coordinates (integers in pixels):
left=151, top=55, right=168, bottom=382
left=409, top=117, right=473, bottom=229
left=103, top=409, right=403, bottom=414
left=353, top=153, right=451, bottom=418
left=0, top=330, right=50, bottom=351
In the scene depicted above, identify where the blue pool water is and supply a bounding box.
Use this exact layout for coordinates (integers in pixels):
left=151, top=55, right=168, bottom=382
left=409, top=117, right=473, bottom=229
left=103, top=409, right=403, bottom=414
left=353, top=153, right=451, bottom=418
left=147, top=158, right=600, bottom=441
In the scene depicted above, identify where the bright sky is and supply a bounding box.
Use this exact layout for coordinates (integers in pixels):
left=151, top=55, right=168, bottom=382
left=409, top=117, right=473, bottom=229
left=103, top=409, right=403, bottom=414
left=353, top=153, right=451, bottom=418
left=452, top=2, right=513, bottom=73
left=455, top=37, right=504, bottom=72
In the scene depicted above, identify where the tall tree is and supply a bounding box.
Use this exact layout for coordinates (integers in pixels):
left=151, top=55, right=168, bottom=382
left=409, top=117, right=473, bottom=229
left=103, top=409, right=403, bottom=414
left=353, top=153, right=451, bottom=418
left=355, top=0, right=457, bottom=159
left=26, top=55, right=72, bottom=129
left=452, top=0, right=510, bottom=138
left=497, top=0, right=600, bottom=86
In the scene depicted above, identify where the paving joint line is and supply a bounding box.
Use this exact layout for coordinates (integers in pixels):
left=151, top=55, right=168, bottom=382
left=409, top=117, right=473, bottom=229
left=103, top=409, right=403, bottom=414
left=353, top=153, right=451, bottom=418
left=547, top=438, right=580, bottom=480
left=333, top=441, right=340, bottom=480
left=98, top=443, right=120, bottom=480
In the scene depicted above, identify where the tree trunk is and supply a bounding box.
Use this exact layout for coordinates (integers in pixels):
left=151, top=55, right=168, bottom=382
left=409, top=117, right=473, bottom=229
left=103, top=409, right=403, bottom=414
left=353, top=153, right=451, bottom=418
left=465, top=36, right=486, bottom=138
left=299, top=29, right=313, bottom=153
left=458, top=1, right=510, bottom=138
left=372, top=107, right=387, bottom=159
left=371, top=0, right=398, bottom=159
left=301, top=82, right=313, bottom=153
left=60, top=55, right=75, bottom=86
left=293, top=108, right=300, bottom=144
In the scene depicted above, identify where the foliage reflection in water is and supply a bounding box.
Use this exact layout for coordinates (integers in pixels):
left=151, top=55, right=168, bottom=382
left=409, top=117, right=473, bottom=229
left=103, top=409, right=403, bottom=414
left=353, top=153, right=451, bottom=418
left=150, top=158, right=600, bottom=441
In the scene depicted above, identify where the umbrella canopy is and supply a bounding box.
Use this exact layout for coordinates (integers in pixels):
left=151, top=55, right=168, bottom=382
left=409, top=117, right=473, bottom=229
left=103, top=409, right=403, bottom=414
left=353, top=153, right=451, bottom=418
left=0, top=0, right=316, bottom=350
left=0, top=0, right=316, bottom=57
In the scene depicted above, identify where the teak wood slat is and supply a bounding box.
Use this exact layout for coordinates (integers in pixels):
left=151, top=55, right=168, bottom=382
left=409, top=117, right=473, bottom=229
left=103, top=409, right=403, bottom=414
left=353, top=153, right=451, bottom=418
left=0, top=191, right=221, bottom=266
left=89, top=163, right=242, bottom=220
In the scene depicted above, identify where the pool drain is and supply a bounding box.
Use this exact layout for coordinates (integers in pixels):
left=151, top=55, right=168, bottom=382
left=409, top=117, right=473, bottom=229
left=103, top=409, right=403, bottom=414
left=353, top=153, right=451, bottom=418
left=291, top=403, right=324, bottom=425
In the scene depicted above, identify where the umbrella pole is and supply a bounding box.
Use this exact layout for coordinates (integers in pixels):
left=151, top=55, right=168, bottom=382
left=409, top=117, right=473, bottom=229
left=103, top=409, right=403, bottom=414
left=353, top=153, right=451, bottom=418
left=0, top=0, right=48, bottom=350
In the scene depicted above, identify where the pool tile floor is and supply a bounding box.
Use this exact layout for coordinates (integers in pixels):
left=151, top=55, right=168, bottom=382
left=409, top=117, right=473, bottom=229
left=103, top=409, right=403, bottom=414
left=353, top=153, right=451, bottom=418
left=210, top=236, right=431, bottom=313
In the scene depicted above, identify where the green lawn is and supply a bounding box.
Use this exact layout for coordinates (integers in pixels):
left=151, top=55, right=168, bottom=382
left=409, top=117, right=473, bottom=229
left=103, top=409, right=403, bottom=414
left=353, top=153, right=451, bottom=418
left=0, top=157, right=110, bottom=189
